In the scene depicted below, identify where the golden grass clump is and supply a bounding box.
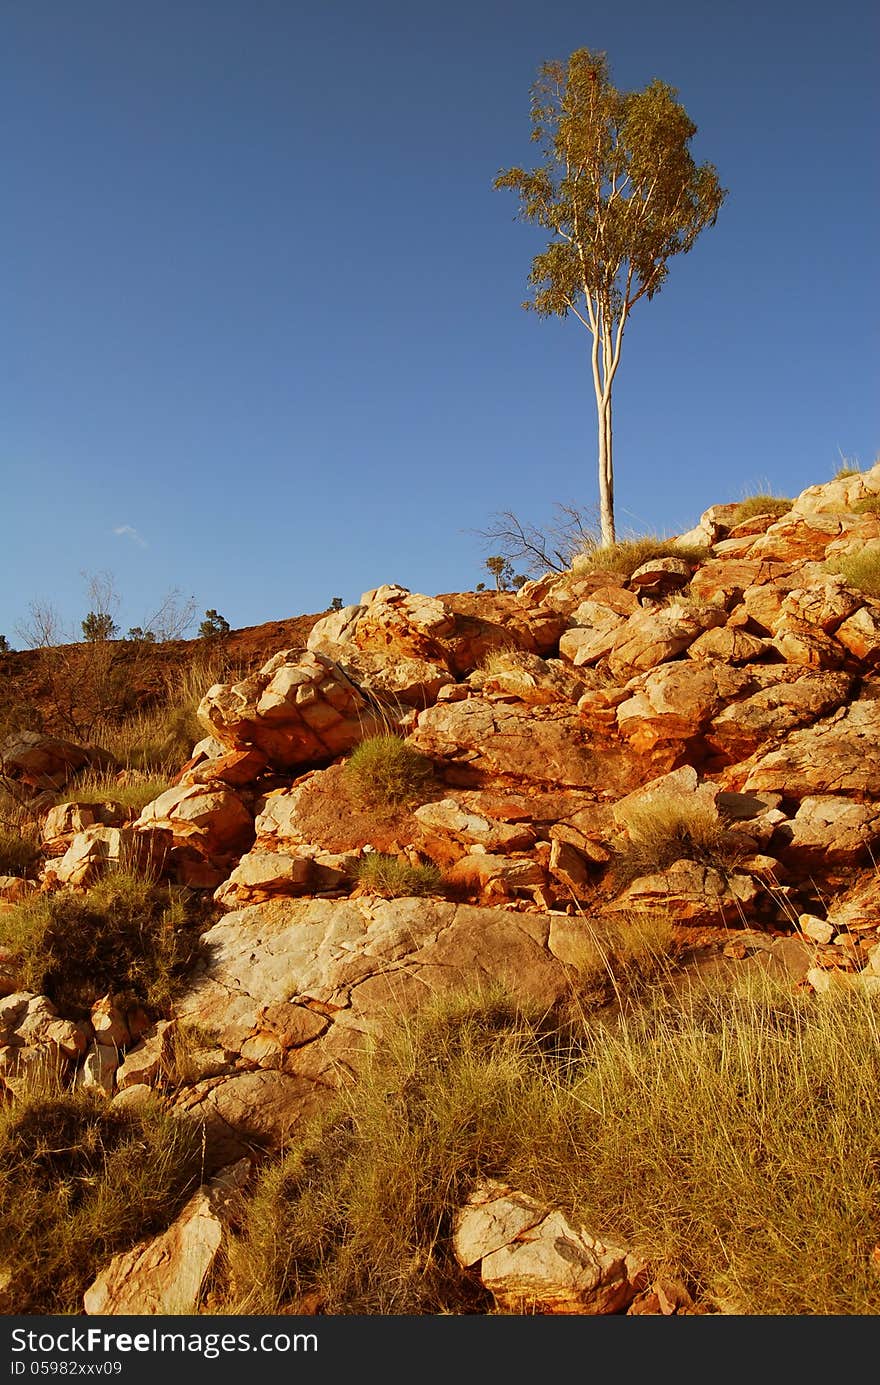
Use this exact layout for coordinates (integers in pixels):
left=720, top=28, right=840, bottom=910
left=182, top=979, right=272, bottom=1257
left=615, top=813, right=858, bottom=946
left=729, top=494, right=793, bottom=524
left=0, top=1070, right=201, bottom=1313
left=214, top=973, right=880, bottom=1315
left=825, top=543, right=880, bottom=599
left=344, top=735, right=435, bottom=808
left=612, top=791, right=737, bottom=884
left=356, top=851, right=443, bottom=898
left=570, top=537, right=708, bottom=580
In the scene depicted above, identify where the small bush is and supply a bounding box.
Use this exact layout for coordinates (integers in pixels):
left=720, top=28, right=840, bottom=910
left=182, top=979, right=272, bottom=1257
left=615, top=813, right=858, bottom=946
left=198, top=609, right=231, bottom=638
left=612, top=792, right=737, bottom=885
left=571, top=537, right=708, bottom=580
left=0, top=795, right=41, bottom=876
left=825, top=543, right=880, bottom=598
left=356, top=852, right=443, bottom=898
left=344, top=735, right=435, bottom=808
left=3, top=872, right=205, bottom=1018
left=851, top=495, right=880, bottom=515
left=730, top=495, right=793, bottom=524
left=0, top=1079, right=201, bottom=1312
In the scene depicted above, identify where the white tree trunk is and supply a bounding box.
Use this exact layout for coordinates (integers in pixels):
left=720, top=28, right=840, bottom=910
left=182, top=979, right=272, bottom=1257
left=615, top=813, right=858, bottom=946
left=597, top=392, right=615, bottom=546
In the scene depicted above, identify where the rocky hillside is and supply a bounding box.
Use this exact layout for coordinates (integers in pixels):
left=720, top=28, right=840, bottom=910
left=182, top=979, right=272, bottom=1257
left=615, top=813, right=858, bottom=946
left=2, top=463, right=880, bottom=1315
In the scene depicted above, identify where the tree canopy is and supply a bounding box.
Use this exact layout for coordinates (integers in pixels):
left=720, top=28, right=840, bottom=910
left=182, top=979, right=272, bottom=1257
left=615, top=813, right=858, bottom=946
left=495, top=49, right=726, bottom=544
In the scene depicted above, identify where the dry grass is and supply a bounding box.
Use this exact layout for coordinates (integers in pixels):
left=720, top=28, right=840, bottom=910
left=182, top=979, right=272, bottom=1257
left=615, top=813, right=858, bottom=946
left=570, top=537, right=708, bottom=580
left=850, top=495, right=880, bottom=515
left=356, top=852, right=444, bottom=898
left=730, top=495, right=793, bottom=524
left=56, top=769, right=172, bottom=816
left=0, top=1066, right=201, bottom=1313
left=2, top=870, right=206, bottom=1019
left=612, top=792, right=739, bottom=885
left=215, top=973, right=880, bottom=1315
left=0, top=793, right=41, bottom=876
left=344, top=735, right=435, bottom=808
left=825, top=543, right=880, bottom=598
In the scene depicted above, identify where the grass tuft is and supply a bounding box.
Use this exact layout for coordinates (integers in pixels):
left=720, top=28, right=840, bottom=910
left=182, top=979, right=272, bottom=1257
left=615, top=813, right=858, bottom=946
left=825, top=543, right=880, bottom=598
left=612, top=792, right=738, bottom=885
left=2, top=871, right=206, bottom=1018
left=356, top=852, right=444, bottom=898
left=570, top=537, right=708, bottom=580
left=215, top=974, right=880, bottom=1315
left=344, top=735, right=435, bottom=808
left=0, top=1072, right=201, bottom=1313
left=730, top=495, right=793, bottom=524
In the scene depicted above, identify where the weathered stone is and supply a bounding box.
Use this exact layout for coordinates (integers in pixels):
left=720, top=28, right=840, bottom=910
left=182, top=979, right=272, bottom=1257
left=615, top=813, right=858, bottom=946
left=90, top=994, right=132, bottom=1048
left=75, top=1042, right=118, bottom=1096
left=214, top=851, right=314, bottom=909
left=548, top=839, right=594, bottom=897
left=790, top=462, right=880, bottom=517
left=413, top=799, right=535, bottom=852
left=477, top=652, right=587, bottom=707
left=707, top=671, right=853, bottom=762
left=454, top=1180, right=644, bottom=1315
left=743, top=701, right=880, bottom=797
left=410, top=699, right=605, bottom=789
left=188, top=748, right=269, bottom=787
left=198, top=650, right=388, bottom=770
left=689, top=559, right=790, bottom=608
left=799, top=914, right=835, bottom=945
left=771, top=619, right=848, bottom=669
left=116, top=1021, right=176, bottom=1090
left=611, top=860, right=760, bottom=925
left=42, top=800, right=125, bottom=850
left=616, top=664, right=752, bottom=758
left=49, top=824, right=169, bottom=889
left=628, top=556, right=693, bottom=595
left=83, top=1162, right=249, bottom=1315
left=444, top=853, right=546, bottom=897
left=836, top=605, right=880, bottom=664
left=135, top=784, right=253, bottom=858
left=775, top=796, right=880, bottom=867
left=686, top=626, right=769, bottom=664
left=606, top=602, right=726, bottom=681
left=0, top=732, right=96, bottom=792
left=0, top=877, right=37, bottom=905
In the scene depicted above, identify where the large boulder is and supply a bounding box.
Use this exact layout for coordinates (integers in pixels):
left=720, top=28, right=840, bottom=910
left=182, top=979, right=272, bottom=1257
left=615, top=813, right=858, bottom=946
left=605, top=602, right=726, bottom=681
left=198, top=650, right=388, bottom=771
left=0, top=732, right=100, bottom=792
left=135, top=784, right=254, bottom=858
left=453, top=1179, right=647, bottom=1315
left=742, top=700, right=880, bottom=798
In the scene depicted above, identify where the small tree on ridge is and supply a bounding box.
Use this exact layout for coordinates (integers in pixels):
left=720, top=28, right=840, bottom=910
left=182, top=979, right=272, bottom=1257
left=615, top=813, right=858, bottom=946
left=495, top=48, right=726, bottom=545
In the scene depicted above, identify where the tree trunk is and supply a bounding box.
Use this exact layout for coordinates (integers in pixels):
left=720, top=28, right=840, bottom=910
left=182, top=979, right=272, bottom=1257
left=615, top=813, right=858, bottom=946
left=597, top=392, right=615, bottom=546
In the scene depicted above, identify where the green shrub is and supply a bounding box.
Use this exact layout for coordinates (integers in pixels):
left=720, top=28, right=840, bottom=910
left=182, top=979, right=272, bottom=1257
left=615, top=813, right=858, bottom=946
left=344, top=735, right=435, bottom=808
left=851, top=495, right=880, bottom=515
left=3, top=871, right=205, bottom=1018
left=730, top=495, right=793, bottom=524
left=0, top=1080, right=201, bottom=1312
left=825, top=543, right=880, bottom=598
left=356, top=852, right=443, bottom=898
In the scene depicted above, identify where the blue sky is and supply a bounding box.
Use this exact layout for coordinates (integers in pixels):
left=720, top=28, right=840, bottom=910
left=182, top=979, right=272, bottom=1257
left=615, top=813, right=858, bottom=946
left=3, top=0, right=877, bottom=643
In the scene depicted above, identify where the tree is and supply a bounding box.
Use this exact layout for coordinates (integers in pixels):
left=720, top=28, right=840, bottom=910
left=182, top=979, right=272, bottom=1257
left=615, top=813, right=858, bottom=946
left=81, top=611, right=119, bottom=642
left=495, top=48, right=726, bottom=545
left=198, top=609, right=231, bottom=638
left=0, top=635, right=10, bottom=653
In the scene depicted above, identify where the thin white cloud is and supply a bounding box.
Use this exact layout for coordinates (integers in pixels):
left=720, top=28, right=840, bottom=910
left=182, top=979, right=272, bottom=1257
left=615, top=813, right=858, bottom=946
left=113, top=525, right=148, bottom=549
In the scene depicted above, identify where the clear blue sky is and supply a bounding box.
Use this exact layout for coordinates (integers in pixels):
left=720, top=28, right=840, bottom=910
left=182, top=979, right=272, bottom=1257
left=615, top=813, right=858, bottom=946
left=3, top=0, right=877, bottom=643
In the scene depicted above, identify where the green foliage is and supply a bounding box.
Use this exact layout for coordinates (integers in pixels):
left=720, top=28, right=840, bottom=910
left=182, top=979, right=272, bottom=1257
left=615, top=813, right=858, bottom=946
left=730, top=495, right=793, bottom=524
left=356, top=852, right=443, bottom=898
left=495, top=48, right=726, bottom=543
left=4, top=872, right=205, bottom=1019
left=198, top=609, right=231, bottom=638
left=344, top=735, right=435, bottom=808
left=329, top=597, right=344, bottom=612
left=825, top=543, right=880, bottom=598
left=125, top=626, right=157, bottom=643
left=81, top=611, right=119, bottom=642
left=484, top=555, right=525, bottom=591
left=0, top=634, right=11, bottom=653
left=0, top=1080, right=201, bottom=1313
